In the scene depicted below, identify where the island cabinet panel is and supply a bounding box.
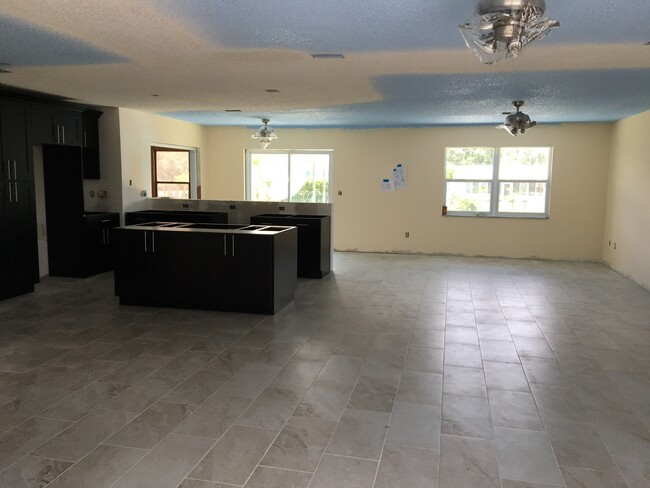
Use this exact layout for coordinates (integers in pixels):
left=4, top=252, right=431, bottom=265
left=251, top=214, right=331, bottom=278
left=113, top=225, right=297, bottom=314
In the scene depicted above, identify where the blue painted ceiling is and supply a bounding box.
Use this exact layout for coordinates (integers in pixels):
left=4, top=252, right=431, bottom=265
left=0, top=0, right=648, bottom=127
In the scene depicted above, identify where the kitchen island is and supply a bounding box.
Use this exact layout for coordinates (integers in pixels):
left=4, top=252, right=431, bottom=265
left=113, top=222, right=297, bottom=314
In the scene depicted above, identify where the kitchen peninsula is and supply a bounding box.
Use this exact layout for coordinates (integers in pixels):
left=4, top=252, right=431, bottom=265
left=113, top=222, right=297, bottom=314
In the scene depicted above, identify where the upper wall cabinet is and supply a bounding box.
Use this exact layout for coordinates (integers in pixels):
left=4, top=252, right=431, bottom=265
left=0, top=99, right=30, bottom=180
left=27, top=104, right=82, bottom=146
left=81, top=110, right=102, bottom=179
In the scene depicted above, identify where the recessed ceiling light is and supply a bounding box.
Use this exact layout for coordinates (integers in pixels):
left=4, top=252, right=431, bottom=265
left=225, top=109, right=241, bottom=112
left=265, top=89, right=280, bottom=93
left=311, top=53, right=345, bottom=59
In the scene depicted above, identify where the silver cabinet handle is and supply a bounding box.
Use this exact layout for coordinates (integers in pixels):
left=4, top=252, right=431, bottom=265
left=56, top=125, right=60, bottom=144
left=106, top=229, right=110, bottom=244
left=13, top=161, right=17, bottom=179
left=144, top=232, right=147, bottom=252
left=62, top=126, right=65, bottom=144
left=223, top=235, right=227, bottom=255
left=151, top=232, right=155, bottom=253
left=14, top=183, right=18, bottom=202
left=84, top=131, right=87, bottom=147
left=232, top=235, right=235, bottom=256
left=6, top=160, right=10, bottom=179
left=102, top=229, right=106, bottom=245
left=7, top=182, right=12, bottom=203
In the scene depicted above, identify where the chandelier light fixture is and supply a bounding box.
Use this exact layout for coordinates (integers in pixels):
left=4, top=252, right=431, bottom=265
left=497, top=100, right=538, bottom=136
left=251, top=118, right=278, bottom=149
left=459, top=0, right=560, bottom=64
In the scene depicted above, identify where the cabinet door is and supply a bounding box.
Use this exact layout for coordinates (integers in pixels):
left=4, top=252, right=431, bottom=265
left=101, top=214, right=120, bottom=272
left=81, top=110, right=101, bottom=149
left=0, top=100, right=30, bottom=180
left=3, top=180, right=36, bottom=298
left=52, top=109, right=81, bottom=146
left=0, top=182, right=9, bottom=298
left=226, top=234, right=274, bottom=313
left=158, top=231, right=225, bottom=309
left=27, top=104, right=56, bottom=145
left=113, top=229, right=151, bottom=303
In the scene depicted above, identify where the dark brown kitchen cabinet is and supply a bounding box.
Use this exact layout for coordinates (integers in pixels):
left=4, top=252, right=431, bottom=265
left=114, top=224, right=297, bottom=314
left=84, top=212, right=120, bottom=276
left=26, top=104, right=82, bottom=146
left=81, top=110, right=101, bottom=179
left=250, top=214, right=331, bottom=278
left=43, top=144, right=118, bottom=278
left=0, top=180, right=36, bottom=299
left=1, top=99, right=30, bottom=180
left=0, top=98, right=36, bottom=300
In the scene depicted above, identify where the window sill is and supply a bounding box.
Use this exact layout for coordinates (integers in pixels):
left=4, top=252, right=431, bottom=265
left=444, top=213, right=549, bottom=219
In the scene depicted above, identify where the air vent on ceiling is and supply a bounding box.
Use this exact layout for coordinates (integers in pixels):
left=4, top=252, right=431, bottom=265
left=311, top=53, right=345, bottom=59
left=225, top=109, right=241, bottom=112
left=265, top=89, right=280, bottom=93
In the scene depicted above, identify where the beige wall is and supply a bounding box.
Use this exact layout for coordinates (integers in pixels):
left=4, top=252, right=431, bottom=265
left=202, top=123, right=611, bottom=260
left=603, top=110, right=650, bottom=288
left=118, top=108, right=208, bottom=212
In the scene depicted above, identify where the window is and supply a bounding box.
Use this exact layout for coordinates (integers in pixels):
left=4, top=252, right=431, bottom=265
left=151, top=146, right=200, bottom=199
left=246, top=150, right=332, bottom=203
left=444, top=147, right=552, bottom=217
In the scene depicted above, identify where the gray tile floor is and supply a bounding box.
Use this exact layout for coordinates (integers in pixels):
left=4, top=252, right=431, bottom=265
left=1, top=252, right=650, bottom=487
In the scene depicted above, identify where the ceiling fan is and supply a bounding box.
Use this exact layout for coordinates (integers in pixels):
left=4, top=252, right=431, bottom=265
left=497, top=100, right=538, bottom=136
left=251, top=118, right=278, bottom=149
left=459, top=0, right=560, bottom=64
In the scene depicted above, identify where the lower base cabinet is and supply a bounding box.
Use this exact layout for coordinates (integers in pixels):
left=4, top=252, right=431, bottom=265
left=251, top=214, right=331, bottom=278
left=0, top=180, right=37, bottom=300
left=113, top=225, right=297, bottom=314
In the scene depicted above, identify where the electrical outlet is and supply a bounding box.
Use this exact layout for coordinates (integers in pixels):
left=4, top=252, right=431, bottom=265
left=182, top=203, right=189, bottom=208
left=405, top=232, right=410, bottom=238
left=279, top=206, right=285, bottom=211
left=614, top=242, right=617, bottom=250
left=338, top=190, right=342, bottom=196
left=89, top=190, right=95, bottom=198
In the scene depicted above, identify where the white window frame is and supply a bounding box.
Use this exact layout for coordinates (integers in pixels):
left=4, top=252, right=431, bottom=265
left=444, top=146, right=552, bottom=219
left=245, top=149, right=333, bottom=203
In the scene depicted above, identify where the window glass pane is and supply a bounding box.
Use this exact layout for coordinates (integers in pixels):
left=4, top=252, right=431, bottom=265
left=289, top=154, right=330, bottom=203
left=445, top=148, right=494, bottom=180
left=249, top=153, right=290, bottom=201
left=157, top=183, right=190, bottom=199
left=499, top=147, right=550, bottom=180
left=498, top=182, right=547, bottom=213
left=156, top=151, right=190, bottom=182
left=446, top=182, right=491, bottom=212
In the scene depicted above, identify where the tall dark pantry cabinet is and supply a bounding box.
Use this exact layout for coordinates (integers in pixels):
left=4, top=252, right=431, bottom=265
left=0, top=90, right=106, bottom=301
left=0, top=100, right=37, bottom=300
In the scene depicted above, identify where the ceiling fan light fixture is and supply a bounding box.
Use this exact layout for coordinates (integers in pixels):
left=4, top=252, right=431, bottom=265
left=497, top=100, right=538, bottom=136
left=459, top=0, right=559, bottom=64
left=251, top=118, right=278, bottom=149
